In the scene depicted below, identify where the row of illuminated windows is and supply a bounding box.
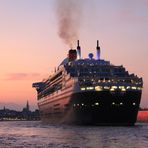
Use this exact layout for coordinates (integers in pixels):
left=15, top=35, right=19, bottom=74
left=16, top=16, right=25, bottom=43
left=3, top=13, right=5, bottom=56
left=80, top=86, right=142, bottom=91
left=73, top=102, right=136, bottom=107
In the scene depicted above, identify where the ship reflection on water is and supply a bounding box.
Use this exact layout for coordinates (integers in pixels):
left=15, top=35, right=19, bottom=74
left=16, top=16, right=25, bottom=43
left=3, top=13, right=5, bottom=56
left=0, top=121, right=147, bottom=147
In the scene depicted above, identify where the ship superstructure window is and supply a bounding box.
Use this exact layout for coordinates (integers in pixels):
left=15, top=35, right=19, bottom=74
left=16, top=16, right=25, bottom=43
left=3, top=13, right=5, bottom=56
left=127, top=86, right=131, bottom=89
left=54, top=104, right=60, bottom=107
left=104, top=86, right=110, bottom=89
left=86, top=87, right=94, bottom=90
left=95, top=86, right=102, bottom=91
left=132, top=87, right=137, bottom=90
left=95, top=102, right=99, bottom=106
left=50, top=71, right=62, bottom=82
left=64, top=104, right=70, bottom=111
left=64, top=104, right=70, bottom=107
left=137, top=87, right=142, bottom=90
left=81, top=88, right=86, bottom=90
left=54, top=108, right=60, bottom=112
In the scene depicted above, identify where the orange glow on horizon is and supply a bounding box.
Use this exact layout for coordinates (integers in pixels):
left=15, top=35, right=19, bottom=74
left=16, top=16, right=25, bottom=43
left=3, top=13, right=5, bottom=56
left=137, top=111, right=148, bottom=121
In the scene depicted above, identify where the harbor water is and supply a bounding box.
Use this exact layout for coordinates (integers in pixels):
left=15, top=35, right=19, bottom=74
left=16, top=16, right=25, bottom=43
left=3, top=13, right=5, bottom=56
left=0, top=121, right=147, bottom=148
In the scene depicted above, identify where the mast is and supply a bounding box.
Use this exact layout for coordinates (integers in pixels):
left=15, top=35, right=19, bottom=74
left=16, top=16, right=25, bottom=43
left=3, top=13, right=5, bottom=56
left=77, top=40, right=81, bottom=59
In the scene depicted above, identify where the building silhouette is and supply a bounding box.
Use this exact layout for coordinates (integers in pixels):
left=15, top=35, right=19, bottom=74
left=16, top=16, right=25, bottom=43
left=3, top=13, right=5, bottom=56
left=0, top=100, right=40, bottom=121
left=23, top=100, right=30, bottom=112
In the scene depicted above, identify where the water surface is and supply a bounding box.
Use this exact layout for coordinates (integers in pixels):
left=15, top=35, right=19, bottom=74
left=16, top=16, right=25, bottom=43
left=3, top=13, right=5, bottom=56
left=0, top=121, right=147, bottom=148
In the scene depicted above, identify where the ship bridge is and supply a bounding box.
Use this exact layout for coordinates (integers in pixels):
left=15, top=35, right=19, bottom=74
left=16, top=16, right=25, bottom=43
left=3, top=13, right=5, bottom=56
left=65, top=58, right=127, bottom=78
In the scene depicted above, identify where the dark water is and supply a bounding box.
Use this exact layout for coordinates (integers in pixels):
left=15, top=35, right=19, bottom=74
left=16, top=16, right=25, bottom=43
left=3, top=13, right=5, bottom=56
left=0, top=121, right=147, bottom=148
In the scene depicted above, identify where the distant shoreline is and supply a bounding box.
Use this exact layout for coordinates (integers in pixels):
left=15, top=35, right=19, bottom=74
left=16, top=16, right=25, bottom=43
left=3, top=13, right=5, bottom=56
left=0, top=119, right=40, bottom=122
left=0, top=110, right=148, bottom=122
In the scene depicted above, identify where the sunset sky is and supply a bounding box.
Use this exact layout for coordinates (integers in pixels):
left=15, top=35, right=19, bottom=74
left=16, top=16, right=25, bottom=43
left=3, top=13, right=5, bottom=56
left=0, top=0, right=148, bottom=110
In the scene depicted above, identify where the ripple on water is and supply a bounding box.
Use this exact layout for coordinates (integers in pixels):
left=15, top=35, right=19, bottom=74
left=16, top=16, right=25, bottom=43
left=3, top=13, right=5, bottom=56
left=0, top=121, right=148, bottom=148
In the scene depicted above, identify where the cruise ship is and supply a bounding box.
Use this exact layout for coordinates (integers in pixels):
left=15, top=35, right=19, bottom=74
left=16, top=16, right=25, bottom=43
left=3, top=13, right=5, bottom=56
left=33, top=40, right=143, bottom=125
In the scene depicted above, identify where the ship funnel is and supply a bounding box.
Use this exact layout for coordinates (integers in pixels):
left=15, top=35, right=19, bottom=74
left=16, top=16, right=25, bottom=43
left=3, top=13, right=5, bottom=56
left=77, top=40, right=81, bottom=59
left=96, top=40, right=100, bottom=60
left=68, top=49, right=77, bottom=61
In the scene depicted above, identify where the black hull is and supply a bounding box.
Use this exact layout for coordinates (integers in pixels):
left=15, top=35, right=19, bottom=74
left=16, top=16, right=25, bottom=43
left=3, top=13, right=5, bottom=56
left=39, top=90, right=142, bottom=126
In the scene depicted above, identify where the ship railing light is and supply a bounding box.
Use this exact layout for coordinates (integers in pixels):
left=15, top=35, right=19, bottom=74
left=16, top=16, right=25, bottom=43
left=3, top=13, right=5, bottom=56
left=132, top=87, right=137, bottom=90
left=110, top=88, right=115, bottom=91
left=119, top=86, right=125, bottom=89
left=112, top=86, right=118, bottom=89
left=86, top=87, right=94, bottom=90
left=82, top=103, right=84, bottom=106
left=137, top=87, right=142, bottom=90
left=95, top=86, right=102, bottom=91
left=104, top=86, right=110, bottom=89
left=81, top=87, right=86, bottom=91
left=120, top=102, right=123, bottom=105
left=121, top=88, right=126, bottom=91
left=112, top=102, right=115, bottom=105
left=127, top=86, right=131, bottom=89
